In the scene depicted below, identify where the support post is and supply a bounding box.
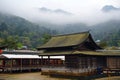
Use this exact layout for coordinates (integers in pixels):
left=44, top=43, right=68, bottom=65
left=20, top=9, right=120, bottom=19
left=10, top=59, right=13, bottom=73
left=48, top=56, right=50, bottom=66
left=41, top=56, right=43, bottom=67
left=29, top=59, right=31, bottom=72
left=37, top=59, right=39, bottom=71
left=48, top=56, right=50, bottom=71
left=20, top=58, right=22, bottom=72
left=2, top=59, right=5, bottom=72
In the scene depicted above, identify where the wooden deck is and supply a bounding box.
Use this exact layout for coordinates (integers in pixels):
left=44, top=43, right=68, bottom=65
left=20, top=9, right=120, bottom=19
left=41, top=67, right=120, bottom=78
left=0, top=65, right=41, bottom=73
left=103, top=68, right=120, bottom=74
left=41, top=67, right=97, bottom=77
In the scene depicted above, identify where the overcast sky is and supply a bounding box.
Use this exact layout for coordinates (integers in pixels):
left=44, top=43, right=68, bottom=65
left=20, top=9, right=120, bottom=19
left=0, top=0, right=120, bottom=25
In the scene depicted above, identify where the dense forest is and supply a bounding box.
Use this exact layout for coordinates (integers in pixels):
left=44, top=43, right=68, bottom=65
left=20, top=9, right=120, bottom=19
left=91, top=20, right=120, bottom=47
left=55, top=20, right=120, bottom=47
left=0, top=12, right=120, bottom=50
left=0, top=13, right=56, bottom=49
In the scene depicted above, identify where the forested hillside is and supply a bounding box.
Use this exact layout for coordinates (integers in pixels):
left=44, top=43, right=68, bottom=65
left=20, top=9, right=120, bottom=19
left=91, top=20, right=120, bottom=46
left=0, top=12, right=120, bottom=49
left=48, top=20, right=120, bottom=47
left=0, top=13, right=56, bottom=49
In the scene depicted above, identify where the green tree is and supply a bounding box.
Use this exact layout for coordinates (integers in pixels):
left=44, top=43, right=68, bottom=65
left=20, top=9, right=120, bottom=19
left=0, top=22, right=8, bottom=31
left=20, top=37, right=31, bottom=48
left=99, top=41, right=107, bottom=48
left=41, top=33, right=51, bottom=44
left=1, top=36, right=19, bottom=49
left=16, top=42, right=23, bottom=49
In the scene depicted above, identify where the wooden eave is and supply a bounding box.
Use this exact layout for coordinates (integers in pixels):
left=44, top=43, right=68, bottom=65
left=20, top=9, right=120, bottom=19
left=38, top=50, right=120, bottom=56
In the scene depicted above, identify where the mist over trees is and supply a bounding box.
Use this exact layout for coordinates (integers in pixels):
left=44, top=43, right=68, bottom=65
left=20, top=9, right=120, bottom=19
left=0, top=13, right=56, bottom=49
left=0, top=11, right=120, bottom=50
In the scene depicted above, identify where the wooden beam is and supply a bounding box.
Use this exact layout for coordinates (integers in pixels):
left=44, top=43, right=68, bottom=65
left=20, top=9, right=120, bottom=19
left=48, top=56, right=50, bottom=66
left=41, top=56, right=43, bottom=66
left=20, top=58, right=22, bottom=72
left=10, top=59, right=13, bottom=73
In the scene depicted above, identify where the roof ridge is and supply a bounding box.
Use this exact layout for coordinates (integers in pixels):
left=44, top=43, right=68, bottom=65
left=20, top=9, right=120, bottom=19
left=53, top=31, right=90, bottom=37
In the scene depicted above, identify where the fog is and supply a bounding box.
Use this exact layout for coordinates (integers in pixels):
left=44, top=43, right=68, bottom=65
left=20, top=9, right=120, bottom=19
left=0, top=0, right=120, bottom=26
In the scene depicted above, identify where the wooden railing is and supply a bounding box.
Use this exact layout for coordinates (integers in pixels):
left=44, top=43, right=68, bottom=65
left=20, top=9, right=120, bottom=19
left=103, top=68, right=120, bottom=74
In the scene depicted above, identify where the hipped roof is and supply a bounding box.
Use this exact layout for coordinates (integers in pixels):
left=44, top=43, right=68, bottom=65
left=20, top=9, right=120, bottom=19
left=38, top=32, right=89, bottom=49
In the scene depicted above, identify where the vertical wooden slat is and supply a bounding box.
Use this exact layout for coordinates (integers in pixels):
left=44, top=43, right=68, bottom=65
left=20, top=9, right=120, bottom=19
left=41, top=56, right=43, bottom=66
left=10, top=59, right=13, bottom=73
left=20, top=58, right=22, bottom=72
left=29, top=59, right=31, bottom=72
left=107, top=57, right=119, bottom=69
left=48, top=56, right=50, bottom=66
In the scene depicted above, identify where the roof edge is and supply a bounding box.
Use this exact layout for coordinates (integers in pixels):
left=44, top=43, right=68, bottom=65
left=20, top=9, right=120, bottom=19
left=37, top=31, right=90, bottom=50
left=53, top=31, right=90, bottom=37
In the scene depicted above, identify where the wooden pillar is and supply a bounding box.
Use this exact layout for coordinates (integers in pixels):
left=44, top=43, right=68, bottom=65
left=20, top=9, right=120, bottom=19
left=30, top=59, right=31, bottom=67
left=10, top=59, right=13, bottom=73
left=29, top=59, right=32, bottom=72
left=37, top=59, right=39, bottom=71
left=2, top=59, right=5, bottom=72
left=48, top=56, right=50, bottom=66
left=41, top=56, right=43, bottom=66
left=36, top=57, right=40, bottom=71
left=20, top=58, right=22, bottom=72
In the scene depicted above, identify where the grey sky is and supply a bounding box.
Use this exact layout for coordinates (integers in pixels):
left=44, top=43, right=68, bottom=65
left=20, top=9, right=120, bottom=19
left=0, top=0, right=120, bottom=25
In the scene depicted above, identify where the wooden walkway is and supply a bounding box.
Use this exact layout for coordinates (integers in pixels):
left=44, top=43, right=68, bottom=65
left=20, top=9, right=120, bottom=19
left=41, top=67, right=120, bottom=78
left=0, top=66, right=41, bottom=73
left=41, top=67, right=97, bottom=77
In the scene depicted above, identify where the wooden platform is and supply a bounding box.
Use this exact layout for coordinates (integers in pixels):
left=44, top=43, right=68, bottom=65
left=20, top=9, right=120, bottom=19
left=0, top=66, right=41, bottom=73
left=41, top=69, right=97, bottom=77
left=103, top=68, right=120, bottom=74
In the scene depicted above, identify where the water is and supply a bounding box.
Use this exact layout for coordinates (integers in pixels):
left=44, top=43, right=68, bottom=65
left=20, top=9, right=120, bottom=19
left=0, top=72, right=71, bottom=80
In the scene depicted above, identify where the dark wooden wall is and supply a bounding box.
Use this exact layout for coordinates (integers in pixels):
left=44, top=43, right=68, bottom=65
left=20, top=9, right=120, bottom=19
left=107, top=57, right=120, bottom=69
left=65, top=55, right=109, bottom=69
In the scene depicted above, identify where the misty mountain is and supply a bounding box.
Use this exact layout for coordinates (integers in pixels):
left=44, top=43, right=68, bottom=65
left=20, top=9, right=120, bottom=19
left=58, top=23, right=89, bottom=34
left=92, top=20, right=120, bottom=38
left=0, top=12, right=56, bottom=48
left=102, top=5, right=120, bottom=12
left=35, top=16, right=120, bottom=46
left=0, top=11, right=120, bottom=47
left=35, top=22, right=89, bottom=35
left=48, top=19, right=120, bottom=46
left=39, top=7, right=73, bottom=15
left=90, top=19, right=120, bottom=46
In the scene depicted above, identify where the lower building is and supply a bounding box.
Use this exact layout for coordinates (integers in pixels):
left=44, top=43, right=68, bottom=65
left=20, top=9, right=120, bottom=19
left=0, top=50, right=63, bottom=73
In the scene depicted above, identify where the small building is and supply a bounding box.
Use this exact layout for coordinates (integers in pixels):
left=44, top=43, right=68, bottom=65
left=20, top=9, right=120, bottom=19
left=0, top=50, right=41, bottom=72
left=38, top=31, right=120, bottom=76
left=0, top=50, right=63, bottom=73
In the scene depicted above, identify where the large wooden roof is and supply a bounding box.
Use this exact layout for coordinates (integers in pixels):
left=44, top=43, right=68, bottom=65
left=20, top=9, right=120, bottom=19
left=38, top=31, right=120, bottom=56
left=38, top=31, right=90, bottom=49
